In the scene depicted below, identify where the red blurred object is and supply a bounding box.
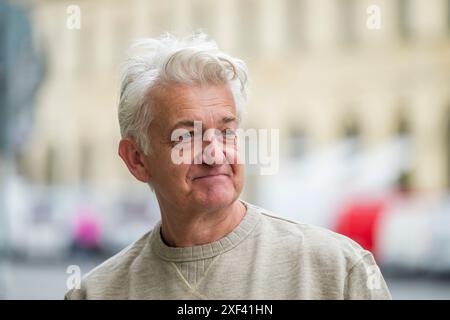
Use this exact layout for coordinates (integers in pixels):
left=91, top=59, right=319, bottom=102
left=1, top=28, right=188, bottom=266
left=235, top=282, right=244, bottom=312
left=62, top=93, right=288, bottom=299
left=334, top=200, right=386, bottom=257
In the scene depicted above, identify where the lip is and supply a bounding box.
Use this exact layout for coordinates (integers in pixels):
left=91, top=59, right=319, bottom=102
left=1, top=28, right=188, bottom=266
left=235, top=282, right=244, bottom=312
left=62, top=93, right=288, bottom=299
left=193, top=173, right=230, bottom=181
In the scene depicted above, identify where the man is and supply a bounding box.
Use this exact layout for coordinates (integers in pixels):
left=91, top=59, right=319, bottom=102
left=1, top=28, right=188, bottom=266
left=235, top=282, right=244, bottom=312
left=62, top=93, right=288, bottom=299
left=65, top=33, right=391, bottom=300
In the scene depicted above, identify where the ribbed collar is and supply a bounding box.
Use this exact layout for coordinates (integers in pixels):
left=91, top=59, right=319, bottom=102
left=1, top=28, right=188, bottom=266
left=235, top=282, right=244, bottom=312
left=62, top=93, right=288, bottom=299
left=150, top=200, right=261, bottom=262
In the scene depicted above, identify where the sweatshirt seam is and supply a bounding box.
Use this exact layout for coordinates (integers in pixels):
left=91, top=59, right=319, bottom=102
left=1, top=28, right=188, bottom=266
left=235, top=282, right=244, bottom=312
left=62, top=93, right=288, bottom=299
left=343, top=252, right=373, bottom=291
left=193, top=255, right=221, bottom=290
left=259, top=211, right=302, bottom=225
left=169, top=262, right=208, bottom=300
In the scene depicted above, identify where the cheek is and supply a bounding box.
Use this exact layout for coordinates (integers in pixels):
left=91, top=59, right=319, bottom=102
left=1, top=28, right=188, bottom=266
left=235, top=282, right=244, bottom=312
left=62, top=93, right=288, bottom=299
left=230, top=163, right=244, bottom=188
left=167, top=163, right=191, bottom=183
left=151, top=152, right=190, bottom=186
left=154, top=164, right=192, bottom=197
left=224, top=143, right=240, bottom=165
left=223, top=145, right=244, bottom=183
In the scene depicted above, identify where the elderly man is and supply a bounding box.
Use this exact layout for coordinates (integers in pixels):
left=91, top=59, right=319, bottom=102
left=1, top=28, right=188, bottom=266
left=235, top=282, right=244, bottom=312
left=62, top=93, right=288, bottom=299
left=65, top=33, right=391, bottom=300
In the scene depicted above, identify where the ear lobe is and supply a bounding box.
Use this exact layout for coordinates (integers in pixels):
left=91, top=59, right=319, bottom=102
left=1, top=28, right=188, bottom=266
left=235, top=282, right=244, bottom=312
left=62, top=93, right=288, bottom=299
left=118, top=138, right=151, bottom=183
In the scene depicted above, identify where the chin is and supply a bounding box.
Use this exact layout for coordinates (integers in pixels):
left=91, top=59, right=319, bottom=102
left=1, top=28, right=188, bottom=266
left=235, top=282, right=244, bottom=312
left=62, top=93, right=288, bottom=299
left=192, top=184, right=236, bottom=210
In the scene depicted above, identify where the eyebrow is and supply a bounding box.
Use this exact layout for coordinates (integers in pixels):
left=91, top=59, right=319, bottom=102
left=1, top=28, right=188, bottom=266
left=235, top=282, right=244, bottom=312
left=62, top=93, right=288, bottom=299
left=171, top=120, right=196, bottom=131
left=222, top=116, right=237, bottom=125
left=170, top=116, right=237, bottom=132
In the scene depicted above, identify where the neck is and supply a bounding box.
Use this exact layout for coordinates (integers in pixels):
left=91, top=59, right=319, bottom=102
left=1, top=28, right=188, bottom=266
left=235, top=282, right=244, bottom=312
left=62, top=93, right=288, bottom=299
left=158, top=199, right=247, bottom=247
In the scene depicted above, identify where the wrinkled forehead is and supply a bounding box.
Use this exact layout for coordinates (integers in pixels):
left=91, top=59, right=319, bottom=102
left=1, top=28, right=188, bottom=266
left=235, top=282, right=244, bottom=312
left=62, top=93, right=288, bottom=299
left=150, top=83, right=238, bottom=126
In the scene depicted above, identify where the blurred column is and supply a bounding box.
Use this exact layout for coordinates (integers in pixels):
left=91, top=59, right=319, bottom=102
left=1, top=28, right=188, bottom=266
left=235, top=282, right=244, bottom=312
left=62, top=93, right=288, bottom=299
left=307, top=98, right=343, bottom=148
left=409, top=0, right=448, bottom=42
left=359, top=94, right=398, bottom=147
left=235, top=0, right=260, bottom=56
left=190, top=0, right=215, bottom=36
left=304, top=0, right=341, bottom=50
left=131, top=0, right=152, bottom=38
left=57, top=4, right=79, bottom=78
left=286, top=0, right=308, bottom=51
left=25, top=3, right=51, bottom=183
left=46, top=2, right=81, bottom=184
left=259, top=0, right=285, bottom=57
left=94, top=4, right=114, bottom=74
left=213, top=0, right=237, bottom=53
left=172, top=0, right=192, bottom=35
left=64, top=4, right=82, bottom=184
left=411, top=91, right=448, bottom=192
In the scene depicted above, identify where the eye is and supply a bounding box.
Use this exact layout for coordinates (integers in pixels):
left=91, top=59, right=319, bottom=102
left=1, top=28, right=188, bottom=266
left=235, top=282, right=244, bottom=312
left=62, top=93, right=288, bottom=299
left=180, top=131, right=194, bottom=141
left=173, top=131, right=194, bottom=145
left=223, top=129, right=237, bottom=139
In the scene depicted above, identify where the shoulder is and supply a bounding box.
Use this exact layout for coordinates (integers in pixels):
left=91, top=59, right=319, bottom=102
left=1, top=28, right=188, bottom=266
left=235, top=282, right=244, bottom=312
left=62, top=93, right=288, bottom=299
left=244, top=203, right=391, bottom=299
left=65, top=228, right=155, bottom=299
left=251, top=203, right=373, bottom=270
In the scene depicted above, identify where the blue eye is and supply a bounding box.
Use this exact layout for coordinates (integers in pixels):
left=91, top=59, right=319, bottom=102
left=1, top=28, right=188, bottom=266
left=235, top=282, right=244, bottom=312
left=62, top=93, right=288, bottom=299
left=182, top=131, right=194, bottom=140
left=224, top=129, right=236, bottom=137
left=173, top=131, right=194, bottom=145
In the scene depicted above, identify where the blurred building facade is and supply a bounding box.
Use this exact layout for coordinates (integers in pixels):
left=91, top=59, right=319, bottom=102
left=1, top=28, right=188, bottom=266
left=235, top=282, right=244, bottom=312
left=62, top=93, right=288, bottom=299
left=15, top=0, right=450, bottom=196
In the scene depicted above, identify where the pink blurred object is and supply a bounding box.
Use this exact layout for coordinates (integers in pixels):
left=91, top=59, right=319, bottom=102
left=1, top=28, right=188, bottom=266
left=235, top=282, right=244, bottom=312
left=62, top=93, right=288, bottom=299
left=73, top=207, right=102, bottom=249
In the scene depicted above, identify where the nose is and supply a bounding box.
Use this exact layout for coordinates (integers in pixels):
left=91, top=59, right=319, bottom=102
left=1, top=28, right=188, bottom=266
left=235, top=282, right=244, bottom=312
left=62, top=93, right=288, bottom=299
left=202, top=132, right=226, bottom=165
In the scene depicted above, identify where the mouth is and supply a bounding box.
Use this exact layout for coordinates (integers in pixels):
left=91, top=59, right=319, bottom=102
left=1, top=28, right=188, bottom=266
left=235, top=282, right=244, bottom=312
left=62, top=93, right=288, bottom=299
left=193, top=173, right=230, bottom=181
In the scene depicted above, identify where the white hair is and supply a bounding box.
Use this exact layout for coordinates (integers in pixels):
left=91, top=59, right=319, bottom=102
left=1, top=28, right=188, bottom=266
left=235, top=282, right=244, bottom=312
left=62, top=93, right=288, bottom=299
left=118, top=32, right=249, bottom=155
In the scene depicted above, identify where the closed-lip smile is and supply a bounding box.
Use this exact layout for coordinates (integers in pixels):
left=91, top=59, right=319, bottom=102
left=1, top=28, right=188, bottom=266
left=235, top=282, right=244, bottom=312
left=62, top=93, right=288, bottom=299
left=193, top=173, right=229, bottom=180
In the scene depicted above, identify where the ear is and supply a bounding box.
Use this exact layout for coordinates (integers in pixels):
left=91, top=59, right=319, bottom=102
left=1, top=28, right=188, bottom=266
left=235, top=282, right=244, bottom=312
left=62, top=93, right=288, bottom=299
left=118, top=138, right=151, bottom=183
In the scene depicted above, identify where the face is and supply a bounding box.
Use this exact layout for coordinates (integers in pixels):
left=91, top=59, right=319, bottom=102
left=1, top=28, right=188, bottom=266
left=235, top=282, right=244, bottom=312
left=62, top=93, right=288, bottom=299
left=142, top=84, right=244, bottom=213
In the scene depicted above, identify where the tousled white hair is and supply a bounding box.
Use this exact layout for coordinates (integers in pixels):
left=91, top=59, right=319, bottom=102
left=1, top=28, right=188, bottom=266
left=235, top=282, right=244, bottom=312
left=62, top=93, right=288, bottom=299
left=118, top=32, right=249, bottom=155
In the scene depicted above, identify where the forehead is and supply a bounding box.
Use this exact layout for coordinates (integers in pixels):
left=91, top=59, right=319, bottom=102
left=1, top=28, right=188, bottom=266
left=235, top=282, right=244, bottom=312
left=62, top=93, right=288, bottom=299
left=151, top=84, right=237, bottom=122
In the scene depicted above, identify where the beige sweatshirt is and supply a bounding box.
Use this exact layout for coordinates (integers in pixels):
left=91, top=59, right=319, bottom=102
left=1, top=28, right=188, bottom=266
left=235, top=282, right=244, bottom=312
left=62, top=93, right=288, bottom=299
left=65, top=200, right=392, bottom=300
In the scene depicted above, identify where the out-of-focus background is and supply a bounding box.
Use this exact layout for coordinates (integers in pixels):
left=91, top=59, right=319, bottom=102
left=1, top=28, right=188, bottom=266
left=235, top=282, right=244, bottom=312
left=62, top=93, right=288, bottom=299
left=1, top=0, right=450, bottom=299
